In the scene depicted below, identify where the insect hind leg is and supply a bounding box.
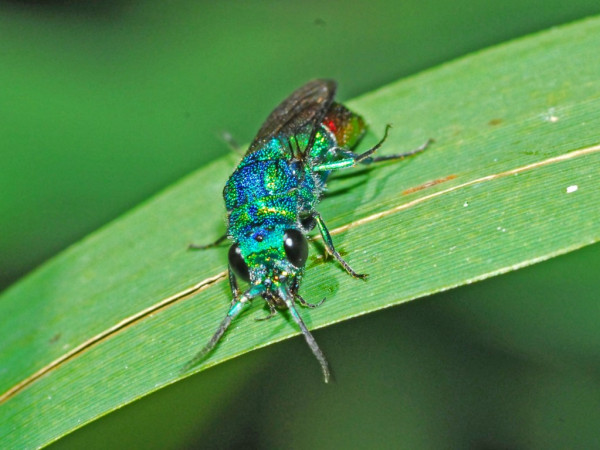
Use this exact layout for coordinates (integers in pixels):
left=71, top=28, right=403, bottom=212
left=313, top=126, right=432, bottom=172
left=312, top=124, right=392, bottom=171
left=350, top=123, right=392, bottom=163
left=362, top=137, right=433, bottom=165
left=312, top=125, right=390, bottom=172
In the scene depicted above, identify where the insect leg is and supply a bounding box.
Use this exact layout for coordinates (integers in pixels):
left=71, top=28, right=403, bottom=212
left=312, top=125, right=391, bottom=172
left=295, top=292, right=326, bottom=309
left=221, top=131, right=244, bottom=154
left=314, top=212, right=367, bottom=279
left=255, top=292, right=278, bottom=321
left=312, top=149, right=357, bottom=172
left=362, top=137, right=433, bottom=164
left=254, top=304, right=277, bottom=321
left=313, top=126, right=431, bottom=171
left=289, top=276, right=326, bottom=308
left=189, top=234, right=228, bottom=250
left=348, top=124, right=392, bottom=163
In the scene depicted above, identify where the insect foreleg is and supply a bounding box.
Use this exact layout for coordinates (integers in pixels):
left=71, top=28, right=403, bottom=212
left=221, top=131, right=244, bottom=154
left=255, top=291, right=278, bottom=321
left=314, top=212, right=367, bottom=279
left=295, top=292, right=326, bottom=309
left=254, top=303, right=277, bottom=321
left=189, top=234, right=228, bottom=250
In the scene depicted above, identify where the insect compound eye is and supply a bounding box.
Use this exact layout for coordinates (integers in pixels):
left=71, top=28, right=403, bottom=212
left=283, top=229, right=309, bottom=268
left=228, top=243, right=250, bottom=282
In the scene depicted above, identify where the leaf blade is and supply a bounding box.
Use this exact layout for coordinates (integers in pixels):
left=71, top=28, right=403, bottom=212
left=2, top=16, right=600, bottom=447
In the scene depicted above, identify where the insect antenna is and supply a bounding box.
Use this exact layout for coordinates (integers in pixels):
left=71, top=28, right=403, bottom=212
left=182, top=284, right=264, bottom=373
left=181, top=314, right=234, bottom=373
left=281, top=288, right=331, bottom=383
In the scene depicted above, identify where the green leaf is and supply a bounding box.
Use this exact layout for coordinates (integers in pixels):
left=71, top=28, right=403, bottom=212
left=2, top=16, right=600, bottom=448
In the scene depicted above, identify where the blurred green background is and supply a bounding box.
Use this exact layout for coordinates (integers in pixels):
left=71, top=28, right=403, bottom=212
left=2, top=0, right=599, bottom=448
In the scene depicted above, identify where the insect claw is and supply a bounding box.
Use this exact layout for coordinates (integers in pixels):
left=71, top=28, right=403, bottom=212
left=338, top=258, right=367, bottom=279
left=255, top=306, right=277, bottom=321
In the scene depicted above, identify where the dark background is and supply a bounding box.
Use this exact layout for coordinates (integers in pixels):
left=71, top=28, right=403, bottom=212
left=1, top=1, right=599, bottom=448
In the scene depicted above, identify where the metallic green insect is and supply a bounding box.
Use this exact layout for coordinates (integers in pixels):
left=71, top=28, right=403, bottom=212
left=185, top=79, right=429, bottom=382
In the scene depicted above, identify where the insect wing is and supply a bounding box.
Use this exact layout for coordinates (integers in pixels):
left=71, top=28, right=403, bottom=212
left=247, top=79, right=336, bottom=156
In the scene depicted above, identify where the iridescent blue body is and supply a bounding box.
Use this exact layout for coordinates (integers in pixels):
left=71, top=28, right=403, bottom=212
left=224, top=135, right=321, bottom=253
left=185, top=80, right=430, bottom=382
left=225, top=127, right=334, bottom=281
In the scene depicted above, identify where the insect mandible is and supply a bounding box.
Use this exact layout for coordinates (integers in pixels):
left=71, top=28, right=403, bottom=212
left=184, top=79, right=431, bottom=382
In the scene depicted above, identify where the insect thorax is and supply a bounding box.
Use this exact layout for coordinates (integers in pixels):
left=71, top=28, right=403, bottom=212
left=223, top=105, right=365, bottom=245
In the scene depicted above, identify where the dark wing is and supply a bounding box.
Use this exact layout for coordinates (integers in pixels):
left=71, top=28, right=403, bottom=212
left=247, top=79, right=337, bottom=156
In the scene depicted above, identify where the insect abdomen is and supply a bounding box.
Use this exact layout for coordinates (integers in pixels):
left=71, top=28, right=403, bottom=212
left=322, top=103, right=366, bottom=149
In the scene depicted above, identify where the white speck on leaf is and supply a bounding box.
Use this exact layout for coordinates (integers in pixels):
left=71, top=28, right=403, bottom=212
left=542, top=107, right=559, bottom=122
left=566, top=185, right=578, bottom=194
